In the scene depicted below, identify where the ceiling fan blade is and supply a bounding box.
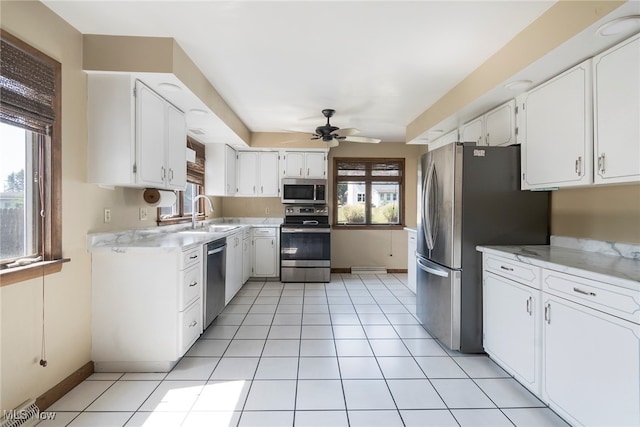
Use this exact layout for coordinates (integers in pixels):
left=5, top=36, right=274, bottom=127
left=333, top=128, right=360, bottom=137
left=342, top=135, right=381, bottom=144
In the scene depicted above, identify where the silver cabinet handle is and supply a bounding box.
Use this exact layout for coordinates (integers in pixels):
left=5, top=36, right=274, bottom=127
left=500, top=265, right=514, bottom=272
left=573, top=287, right=596, bottom=297
left=161, top=166, right=166, bottom=180
left=189, top=281, right=197, bottom=287
left=575, top=156, right=582, bottom=176
left=526, top=297, right=532, bottom=315
left=307, top=168, right=310, bottom=176
left=544, top=303, right=551, bottom=324
left=253, top=185, right=255, bottom=193
left=261, top=185, right=264, bottom=194
left=189, top=254, right=198, bottom=259
left=299, top=168, right=302, bottom=176
left=188, top=320, right=197, bottom=328
left=598, top=153, right=606, bottom=174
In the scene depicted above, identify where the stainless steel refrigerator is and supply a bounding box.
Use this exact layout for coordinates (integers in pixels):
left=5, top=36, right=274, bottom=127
left=416, top=142, right=549, bottom=353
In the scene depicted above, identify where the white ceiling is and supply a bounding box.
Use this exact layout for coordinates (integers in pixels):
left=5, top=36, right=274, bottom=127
left=41, top=0, right=561, bottom=143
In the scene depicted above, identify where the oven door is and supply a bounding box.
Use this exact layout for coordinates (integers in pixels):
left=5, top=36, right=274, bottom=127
left=280, top=227, right=330, bottom=265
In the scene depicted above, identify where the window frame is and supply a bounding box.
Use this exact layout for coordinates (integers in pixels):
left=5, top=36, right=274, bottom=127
left=156, top=137, right=206, bottom=226
left=333, top=157, right=405, bottom=230
left=0, top=30, right=65, bottom=286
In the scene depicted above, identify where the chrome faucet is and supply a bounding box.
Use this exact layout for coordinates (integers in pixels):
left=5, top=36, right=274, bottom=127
left=192, top=195, right=214, bottom=229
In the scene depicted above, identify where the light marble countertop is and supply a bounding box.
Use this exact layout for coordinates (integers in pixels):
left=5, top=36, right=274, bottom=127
left=477, top=244, right=640, bottom=291
left=88, top=217, right=283, bottom=253
left=404, top=227, right=417, bottom=233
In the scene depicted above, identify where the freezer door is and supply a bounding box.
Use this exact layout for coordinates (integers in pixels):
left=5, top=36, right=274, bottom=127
left=418, top=145, right=462, bottom=268
left=415, top=255, right=461, bottom=351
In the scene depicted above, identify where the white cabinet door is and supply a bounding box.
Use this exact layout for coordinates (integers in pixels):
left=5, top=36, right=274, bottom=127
left=225, top=145, right=237, bottom=195
left=485, top=100, right=516, bottom=147
left=283, top=152, right=305, bottom=178
left=305, top=152, right=327, bottom=178
left=258, top=152, right=280, bottom=196
left=253, top=236, right=276, bottom=276
left=593, top=33, right=640, bottom=185
left=136, top=81, right=166, bottom=188
left=236, top=151, right=259, bottom=196
left=460, top=117, right=483, bottom=145
left=242, top=236, right=251, bottom=284
left=519, top=60, right=593, bottom=189
left=225, top=232, right=243, bottom=304
left=543, top=294, right=640, bottom=427
left=483, top=272, right=540, bottom=396
left=165, top=103, right=187, bottom=190
left=406, top=230, right=417, bottom=293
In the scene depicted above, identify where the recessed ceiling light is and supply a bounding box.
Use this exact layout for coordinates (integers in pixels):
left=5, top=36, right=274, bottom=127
left=158, top=82, right=181, bottom=92
left=504, top=80, right=533, bottom=91
left=597, top=15, right=640, bottom=36
left=189, top=108, right=208, bottom=116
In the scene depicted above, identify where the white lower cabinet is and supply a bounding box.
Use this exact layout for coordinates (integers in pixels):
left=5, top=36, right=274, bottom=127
left=252, top=227, right=279, bottom=278
left=482, top=251, right=640, bottom=426
left=406, top=229, right=417, bottom=293
left=91, top=245, right=203, bottom=372
left=483, top=271, right=541, bottom=396
left=242, top=228, right=251, bottom=284
left=225, top=230, right=244, bottom=304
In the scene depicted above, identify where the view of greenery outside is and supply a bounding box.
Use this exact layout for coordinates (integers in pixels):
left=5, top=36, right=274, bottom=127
left=336, top=181, right=400, bottom=225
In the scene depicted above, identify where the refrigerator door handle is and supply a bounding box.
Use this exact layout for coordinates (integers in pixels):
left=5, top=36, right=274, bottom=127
left=422, top=162, right=438, bottom=250
left=416, top=257, right=449, bottom=278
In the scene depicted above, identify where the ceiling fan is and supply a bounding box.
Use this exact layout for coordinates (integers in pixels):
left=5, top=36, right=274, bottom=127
left=308, top=109, right=381, bottom=147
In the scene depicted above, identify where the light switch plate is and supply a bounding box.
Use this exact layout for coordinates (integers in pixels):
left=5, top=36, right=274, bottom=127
left=104, top=208, right=111, bottom=223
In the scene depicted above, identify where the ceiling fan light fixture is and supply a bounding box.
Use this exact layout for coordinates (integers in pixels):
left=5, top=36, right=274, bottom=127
left=597, top=15, right=640, bottom=36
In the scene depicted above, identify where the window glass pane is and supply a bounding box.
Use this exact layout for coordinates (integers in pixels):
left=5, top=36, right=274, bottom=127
left=371, top=182, right=400, bottom=224
left=159, top=202, right=178, bottom=219
left=1, top=122, right=38, bottom=261
left=336, top=181, right=366, bottom=224
left=183, top=183, right=197, bottom=215
left=337, top=170, right=366, bottom=176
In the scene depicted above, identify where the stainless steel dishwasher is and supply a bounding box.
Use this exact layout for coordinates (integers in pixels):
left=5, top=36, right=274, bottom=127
left=204, top=238, right=226, bottom=329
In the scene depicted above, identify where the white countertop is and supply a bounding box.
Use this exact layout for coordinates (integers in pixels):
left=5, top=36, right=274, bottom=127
left=477, top=244, right=640, bottom=291
left=88, top=218, right=282, bottom=253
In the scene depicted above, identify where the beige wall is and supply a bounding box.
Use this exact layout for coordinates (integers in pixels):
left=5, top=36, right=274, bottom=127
left=221, top=197, right=285, bottom=218
left=327, top=142, right=422, bottom=270
left=551, top=184, right=640, bottom=244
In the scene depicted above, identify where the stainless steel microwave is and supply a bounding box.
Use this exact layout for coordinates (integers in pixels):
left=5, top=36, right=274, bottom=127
left=281, top=178, right=327, bottom=204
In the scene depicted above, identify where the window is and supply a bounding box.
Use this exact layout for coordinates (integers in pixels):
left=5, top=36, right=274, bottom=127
left=0, top=30, right=63, bottom=282
left=334, top=158, right=404, bottom=228
left=157, top=137, right=207, bottom=224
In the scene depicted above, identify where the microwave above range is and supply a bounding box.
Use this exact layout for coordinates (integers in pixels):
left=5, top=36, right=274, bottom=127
left=281, top=178, right=327, bottom=204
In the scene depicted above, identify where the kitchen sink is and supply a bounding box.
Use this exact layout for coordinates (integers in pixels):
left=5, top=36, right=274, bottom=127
left=178, top=225, right=240, bottom=235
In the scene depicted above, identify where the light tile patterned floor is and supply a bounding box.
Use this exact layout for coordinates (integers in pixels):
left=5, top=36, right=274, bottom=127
left=39, top=274, right=569, bottom=427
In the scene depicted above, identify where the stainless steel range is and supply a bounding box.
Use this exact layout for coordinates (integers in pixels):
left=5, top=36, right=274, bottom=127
left=280, top=205, right=331, bottom=283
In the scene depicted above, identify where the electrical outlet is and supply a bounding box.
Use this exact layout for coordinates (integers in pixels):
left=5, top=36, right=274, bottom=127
left=265, top=207, right=270, bottom=215
left=139, top=207, right=148, bottom=221
left=104, top=208, right=111, bottom=223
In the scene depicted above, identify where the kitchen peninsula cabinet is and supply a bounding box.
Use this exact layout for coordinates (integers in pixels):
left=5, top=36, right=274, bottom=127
left=87, top=74, right=186, bottom=190
left=281, top=151, right=327, bottom=178
left=593, top=33, right=640, bottom=185
left=478, top=245, right=640, bottom=427
left=91, top=245, right=203, bottom=372
left=517, top=60, right=593, bottom=190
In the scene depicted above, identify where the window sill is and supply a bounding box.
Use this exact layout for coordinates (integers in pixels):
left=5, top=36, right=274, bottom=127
left=0, top=258, right=70, bottom=287
left=332, top=224, right=405, bottom=231
left=157, top=214, right=205, bottom=226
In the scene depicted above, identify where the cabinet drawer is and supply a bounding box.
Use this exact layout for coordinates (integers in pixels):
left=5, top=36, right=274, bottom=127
left=253, top=227, right=276, bottom=237
left=180, top=265, right=201, bottom=311
left=483, top=254, right=541, bottom=289
left=243, top=226, right=251, bottom=239
left=179, top=299, right=202, bottom=356
left=542, top=270, right=640, bottom=324
left=181, top=246, right=202, bottom=270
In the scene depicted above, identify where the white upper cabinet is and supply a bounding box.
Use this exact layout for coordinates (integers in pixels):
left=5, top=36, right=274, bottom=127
left=236, top=151, right=280, bottom=197
left=236, top=151, right=259, bottom=196
left=460, top=117, right=484, bottom=145
left=205, top=144, right=236, bottom=196
left=281, top=151, right=327, bottom=179
left=485, top=100, right=516, bottom=147
left=87, top=75, right=186, bottom=189
left=593, top=33, right=640, bottom=185
left=518, top=60, right=593, bottom=190
left=460, top=100, right=515, bottom=147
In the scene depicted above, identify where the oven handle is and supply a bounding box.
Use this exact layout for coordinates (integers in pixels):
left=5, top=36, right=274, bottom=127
left=303, top=220, right=319, bottom=225
left=281, top=228, right=331, bottom=233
